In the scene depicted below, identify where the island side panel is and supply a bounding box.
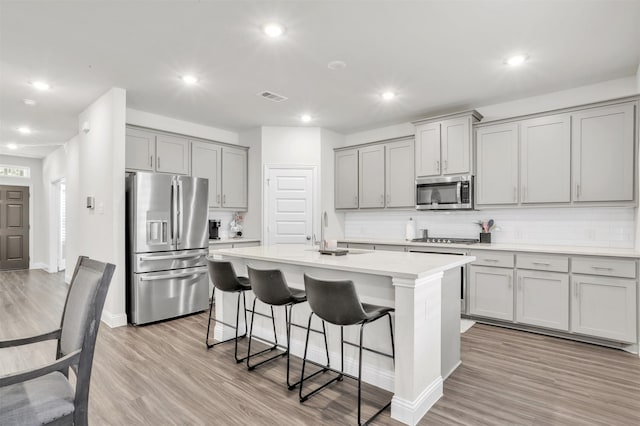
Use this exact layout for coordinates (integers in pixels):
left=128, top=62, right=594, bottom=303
left=442, top=268, right=461, bottom=379
left=391, top=272, right=444, bottom=426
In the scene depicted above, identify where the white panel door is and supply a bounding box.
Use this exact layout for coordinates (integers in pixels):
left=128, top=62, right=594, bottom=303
left=475, top=123, right=519, bottom=205
left=441, top=117, right=470, bottom=175
left=156, top=134, right=189, bottom=175
left=125, top=128, right=155, bottom=171
left=520, top=114, right=571, bottom=203
left=221, top=147, right=248, bottom=209
left=334, top=149, right=359, bottom=209
left=572, top=103, right=635, bottom=202
left=191, top=142, right=221, bottom=208
left=571, top=275, right=637, bottom=343
left=385, top=140, right=415, bottom=208
left=516, top=270, right=569, bottom=331
left=358, top=145, right=385, bottom=208
left=468, top=265, right=514, bottom=321
left=415, top=122, right=441, bottom=177
left=266, top=168, right=313, bottom=245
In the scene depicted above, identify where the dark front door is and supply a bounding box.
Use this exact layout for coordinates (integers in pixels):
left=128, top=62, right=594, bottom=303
left=0, top=185, right=29, bottom=270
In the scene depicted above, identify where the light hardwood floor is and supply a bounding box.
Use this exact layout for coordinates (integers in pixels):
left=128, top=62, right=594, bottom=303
left=2, top=269, right=640, bottom=425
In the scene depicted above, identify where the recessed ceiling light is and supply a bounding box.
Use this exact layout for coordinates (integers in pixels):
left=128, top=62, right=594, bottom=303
left=7, top=143, right=18, bottom=150
left=300, top=114, right=312, bottom=123
left=23, top=99, right=37, bottom=106
left=381, top=91, right=396, bottom=101
left=506, top=54, right=528, bottom=66
left=181, top=75, right=198, bottom=85
left=17, top=126, right=31, bottom=134
left=327, top=60, right=347, bottom=70
left=263, top=22, right=285, bottom=38
left=30, top=80, right=50, bottom=91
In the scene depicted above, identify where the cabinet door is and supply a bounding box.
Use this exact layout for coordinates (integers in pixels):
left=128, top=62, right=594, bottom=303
left=468, top=265, right=514, bottom=321
left=385, top=140, right=415, bottom=207
left=475, top=123, right=519, bottom=205
left=358, top=145, right=385, bottom=208
left=221, top=147, right=248, bottom=209
left=572, top=103, right=635, bottom=202
left=516, top=270, right=569, bottom=331
left=415, top=122, right=441, bottom=177
left=156, top=134, right=190, bottom=175
left=335, top=149, right=359, bottom=209
left=441, top=117, right=470, bottom=175
left=571, top=275, right=637, bottom=343
left=520, top=114, right=571, bottom=203
left=191, top=142, right=221, bottom=208
left=125, top=128, right=155, bottom=171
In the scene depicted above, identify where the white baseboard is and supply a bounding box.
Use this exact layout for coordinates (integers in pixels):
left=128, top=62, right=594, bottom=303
left=29, top=262, right=49, bottom=271
left=391, top=376, right=443, bottom=426
left=101, top=310, right=128, bottom=328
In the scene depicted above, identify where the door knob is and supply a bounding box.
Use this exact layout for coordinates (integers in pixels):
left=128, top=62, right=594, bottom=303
left=306, top=236, right=311, bottom=240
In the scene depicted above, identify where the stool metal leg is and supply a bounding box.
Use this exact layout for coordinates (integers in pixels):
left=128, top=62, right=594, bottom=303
left=206, top=288, right=250, bottom=363
left=246, top=298, right=283, bottom=370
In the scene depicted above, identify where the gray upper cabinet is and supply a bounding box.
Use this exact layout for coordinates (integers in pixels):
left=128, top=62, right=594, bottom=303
left=385, top=139, right=415, bottom=207
left=191, top=141, right=221, bottom=208
left=572, top=103, right=635, bottom=203
left=520, top=114, right=571, bottom=203
left=335, top=148, right=359, bottom=209
left=441, top=117, right=471, bottom=175
left=415, top=122, right=441, bottom=177
left=221, top=146, right=248, bottom=209
left=358, top=144, right=386, bottom=208
left=126, top=128, right=155, bottom=171
left=476, top=123, right=519, bottom=205
left=156, top=134, right=190, bottom=175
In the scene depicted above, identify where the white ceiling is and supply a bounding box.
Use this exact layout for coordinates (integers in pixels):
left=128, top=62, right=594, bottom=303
left=1, top=0, right=640, bottom=158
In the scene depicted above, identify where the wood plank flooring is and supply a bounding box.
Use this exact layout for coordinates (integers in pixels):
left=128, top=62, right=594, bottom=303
left=2, top=269, right=640, bottom=425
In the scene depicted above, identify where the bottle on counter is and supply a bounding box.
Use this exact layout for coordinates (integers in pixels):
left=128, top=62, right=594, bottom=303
left=405, top=217, right=417, bottom=241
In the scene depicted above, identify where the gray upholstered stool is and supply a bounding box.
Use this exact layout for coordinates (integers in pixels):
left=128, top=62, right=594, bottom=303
left=300, top=274, right=395, bottom=426
left=246, top=266, right=330, bottom=389
left=206, top=259, right=252, bottom=363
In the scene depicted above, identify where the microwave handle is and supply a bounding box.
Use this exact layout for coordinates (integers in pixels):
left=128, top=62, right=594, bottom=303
left=456, top=181, right=462, bottom=204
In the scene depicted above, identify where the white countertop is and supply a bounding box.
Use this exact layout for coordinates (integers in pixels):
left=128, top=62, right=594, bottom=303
left=339, top=238, right=640, bottom=258
left=209, top=238, right=261, bottom=245
left=211, top=244, right=475, bottom=280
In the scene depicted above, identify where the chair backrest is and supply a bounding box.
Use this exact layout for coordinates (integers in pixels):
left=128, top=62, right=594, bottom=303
left=57, top=256, right=115, bottom=423
left=208, top=260, right=246, bottom=292
left=247, top=266, right=294, bottom=306
left=303, top=274, right=368, bottom=326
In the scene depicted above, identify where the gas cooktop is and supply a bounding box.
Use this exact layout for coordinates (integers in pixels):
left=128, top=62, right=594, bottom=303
left=411, top=237, right=479, bottom=245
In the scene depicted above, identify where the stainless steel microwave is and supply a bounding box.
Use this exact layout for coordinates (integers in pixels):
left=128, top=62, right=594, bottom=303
left=416, top=175, right=474, bottom=210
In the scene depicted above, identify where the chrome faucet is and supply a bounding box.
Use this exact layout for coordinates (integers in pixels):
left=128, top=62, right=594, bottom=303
left=320, top=211, right=328, bottom=250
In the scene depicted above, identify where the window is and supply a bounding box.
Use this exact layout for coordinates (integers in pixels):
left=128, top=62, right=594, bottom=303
left=0, top=165, right=30, bottom=178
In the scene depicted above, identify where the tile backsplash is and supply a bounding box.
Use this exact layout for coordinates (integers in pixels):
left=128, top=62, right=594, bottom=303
left=344, top=208, right=636, bottom=248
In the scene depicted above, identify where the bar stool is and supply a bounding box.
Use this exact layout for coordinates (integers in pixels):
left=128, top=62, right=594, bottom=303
left=300, top=274, right=395, bottom=426
left=205, top=259, right=252, bottom=363
left=246, top=266, right=330, bottom=389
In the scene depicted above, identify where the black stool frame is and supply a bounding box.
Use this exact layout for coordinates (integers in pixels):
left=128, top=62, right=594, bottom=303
left=299, top=311, right=395, bottom=426
left=205, top=287, right=251, bottom=363
left=246, top=299, right=331, bottom=389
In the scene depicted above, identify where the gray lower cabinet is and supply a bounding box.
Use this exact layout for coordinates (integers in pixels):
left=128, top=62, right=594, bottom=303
left=516, top=270, right=569, bottom=331
left=570, top=274, right=637, bottom=343
left=468, top=265, right=514, bottom=321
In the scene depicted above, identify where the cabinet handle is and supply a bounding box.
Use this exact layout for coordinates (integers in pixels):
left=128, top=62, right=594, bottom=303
left=575, top=184, right=581, bottom=199
left=591, top=266, right=613, bottom=271
left=380, top=194, right=384, bottom=205
left=444, top=160, right=448, bottom=171
left=223, top=194, right=226, bottom=205
left=436, top=160, right=440, bottom=173
left=157, top=157, right=161, bottom=169
left=532, top=262, right=551, bottom=266
left=484, top=258, right=499, bottom=262
left=386, top=194, right=390, bottom=205
left=150, top=155, right=153, bottom=168
left=216, top=194, right=220, bottom=204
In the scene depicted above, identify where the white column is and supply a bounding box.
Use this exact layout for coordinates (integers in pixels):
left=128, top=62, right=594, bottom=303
left=390, top=272, right=444, bottom=426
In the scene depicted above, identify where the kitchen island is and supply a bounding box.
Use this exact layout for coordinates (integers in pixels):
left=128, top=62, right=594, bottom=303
left=210, top=245, right=475, bottom=426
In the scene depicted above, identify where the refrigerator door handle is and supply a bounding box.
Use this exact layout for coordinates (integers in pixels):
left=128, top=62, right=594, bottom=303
left=139, top=269, right=207, bottom=281
left=139, top=251, right=207, bottom=262
left=170, top=179, right=177, bottom=244
left=177, top=180, right=183, bottom=244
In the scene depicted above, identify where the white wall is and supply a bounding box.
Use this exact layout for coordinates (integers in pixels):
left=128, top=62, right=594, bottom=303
left=320, top=128, right=346, bottom=240
left=261, top=127, right=322, bottom=165
left=126, top=108, right=239, bottom=145
left=239, top=127, right=262, bottom=240
left=66, top=88, right=127, bottom=327
left=42, top=145, right=68, bottom=274
left=0, top=155, right=46, bottom=268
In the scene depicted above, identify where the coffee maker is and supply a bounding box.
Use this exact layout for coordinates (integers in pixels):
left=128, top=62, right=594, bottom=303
left=208, top=219, right=221, bottom=240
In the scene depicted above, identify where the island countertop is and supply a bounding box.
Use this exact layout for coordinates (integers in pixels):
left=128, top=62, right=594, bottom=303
left=211, top=244, right=475, bottom=280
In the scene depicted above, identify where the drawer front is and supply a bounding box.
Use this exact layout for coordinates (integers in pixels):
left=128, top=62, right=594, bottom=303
left=517, top=254, right=569, bottom=273
left=470, top=251, right=514, bottom=268
left=572, top=257, right=637, bottom=279
left=374, top=244, right=406, bottom=252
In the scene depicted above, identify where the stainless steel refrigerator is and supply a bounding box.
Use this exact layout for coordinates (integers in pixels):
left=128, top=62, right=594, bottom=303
left=126, top=172, right=209, bottom=325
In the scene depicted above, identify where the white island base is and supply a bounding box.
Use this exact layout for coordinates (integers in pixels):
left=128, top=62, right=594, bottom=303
left=211, top=245, right=475, bottom=425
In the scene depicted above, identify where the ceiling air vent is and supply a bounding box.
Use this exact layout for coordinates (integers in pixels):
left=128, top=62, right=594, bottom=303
left=258, top=91, right=288, bottom=102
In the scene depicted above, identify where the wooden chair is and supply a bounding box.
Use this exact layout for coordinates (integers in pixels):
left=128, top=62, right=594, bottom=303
left=0, top=256, right=115, bottom=426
